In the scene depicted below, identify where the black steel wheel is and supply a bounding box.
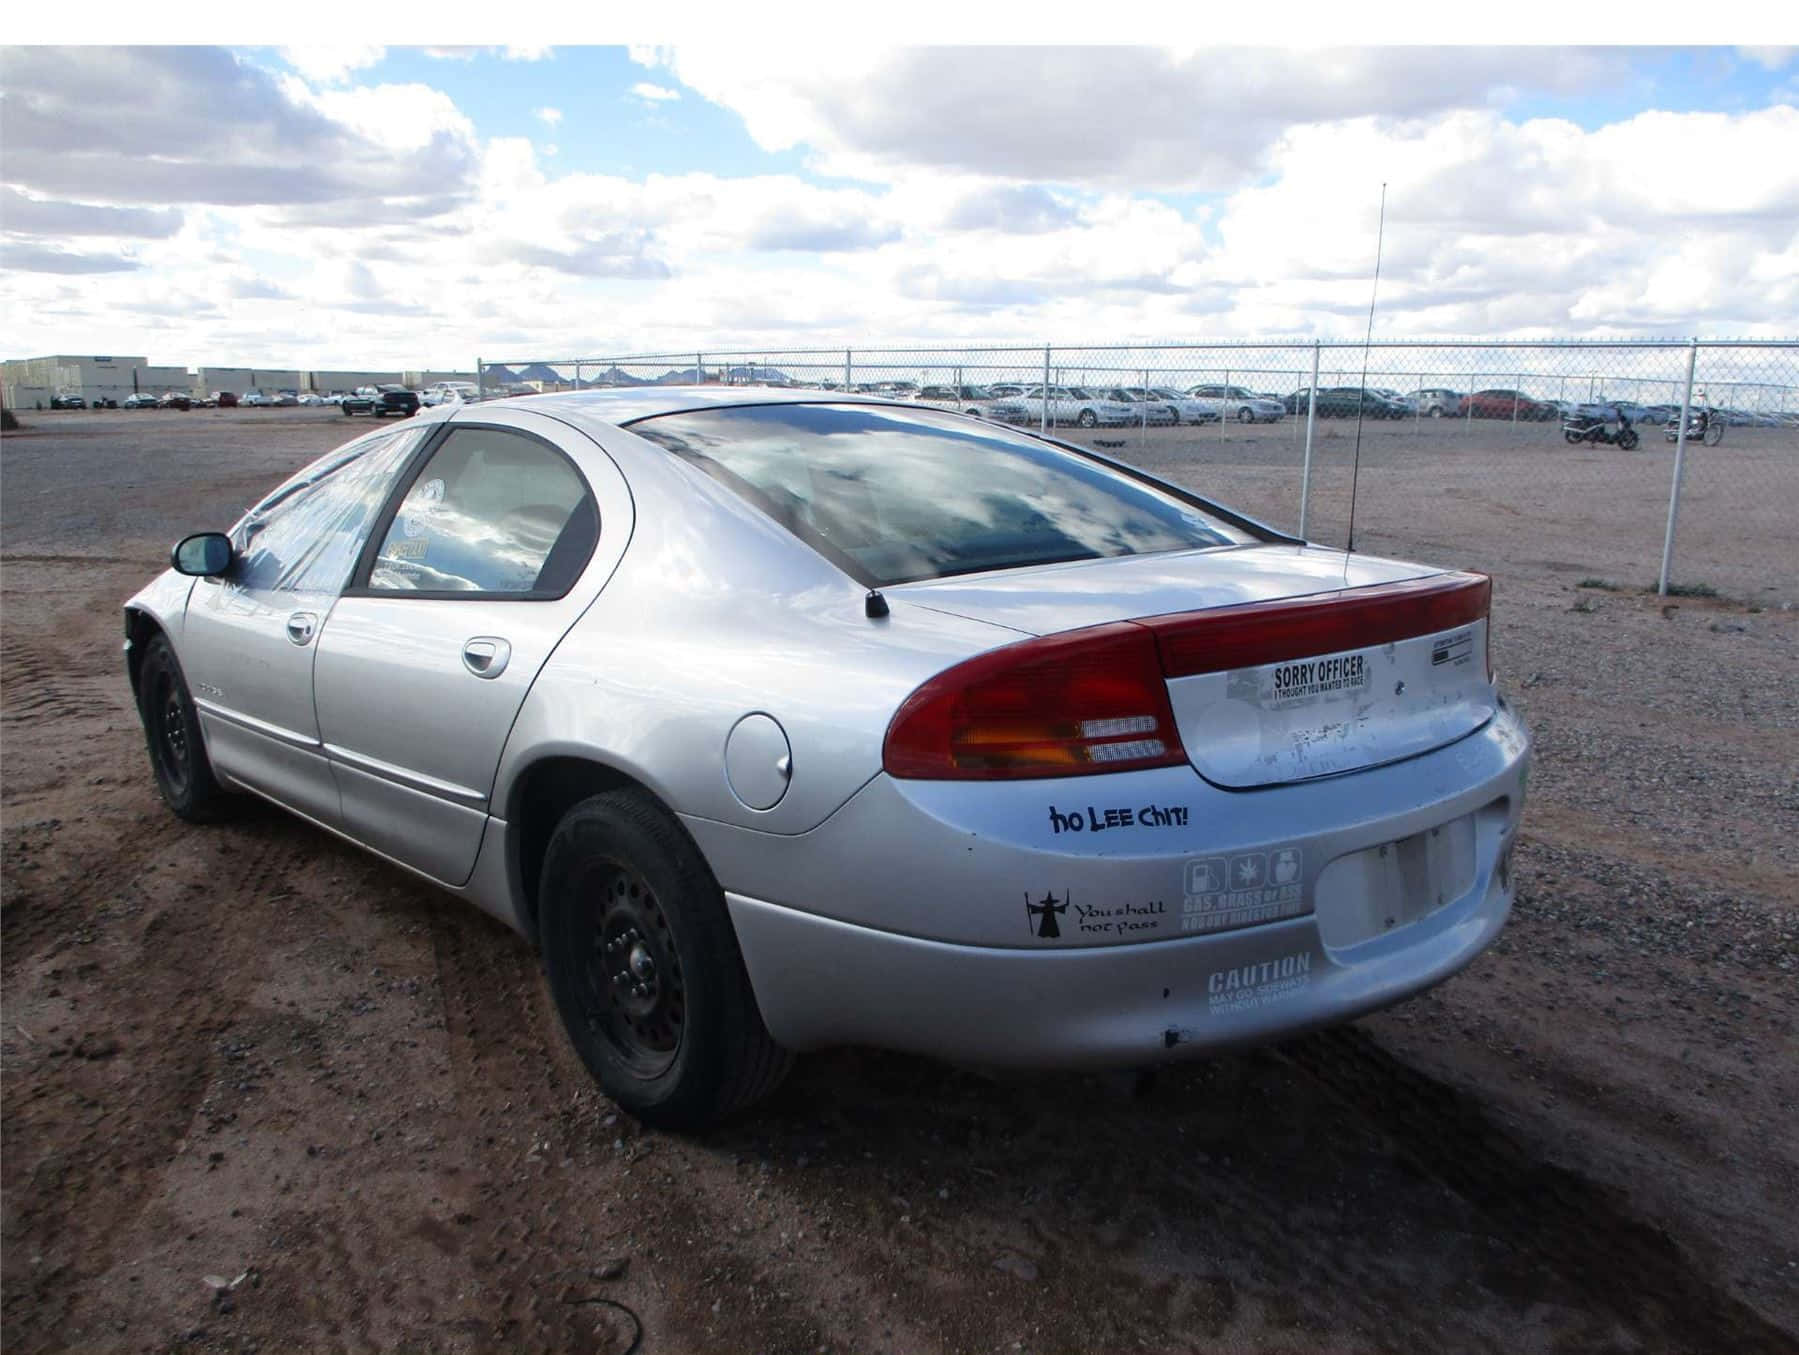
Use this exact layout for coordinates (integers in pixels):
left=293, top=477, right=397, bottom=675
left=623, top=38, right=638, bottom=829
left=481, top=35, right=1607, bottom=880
left=136, top=633, right=228, bottom=821
left=539, top=789, right=791, bottom=1129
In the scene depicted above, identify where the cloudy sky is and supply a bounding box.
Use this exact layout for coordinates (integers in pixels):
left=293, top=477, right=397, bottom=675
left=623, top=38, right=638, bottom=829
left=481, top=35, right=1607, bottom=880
left=2, top=42, right=1796, bottom=369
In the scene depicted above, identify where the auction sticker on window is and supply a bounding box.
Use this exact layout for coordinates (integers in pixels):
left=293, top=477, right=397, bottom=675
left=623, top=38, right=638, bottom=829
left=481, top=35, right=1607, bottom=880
left=1227, top=650, right=1371, bottom=710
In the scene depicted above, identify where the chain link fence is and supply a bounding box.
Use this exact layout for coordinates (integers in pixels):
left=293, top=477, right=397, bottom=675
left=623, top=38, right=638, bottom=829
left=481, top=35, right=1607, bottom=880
left=477, top=340, right=1799, bottom=607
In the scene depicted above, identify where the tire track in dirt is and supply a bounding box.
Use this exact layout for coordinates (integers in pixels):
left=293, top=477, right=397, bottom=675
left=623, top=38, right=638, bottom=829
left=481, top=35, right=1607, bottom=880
left=1280, top=1027, right=1796, bottom=1354
left=2, top=826, right=307, bottom=1352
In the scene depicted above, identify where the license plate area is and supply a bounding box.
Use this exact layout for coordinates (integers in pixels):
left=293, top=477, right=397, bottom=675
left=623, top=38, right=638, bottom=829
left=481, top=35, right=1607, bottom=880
left=1314, top=813, right=1477, bottom=949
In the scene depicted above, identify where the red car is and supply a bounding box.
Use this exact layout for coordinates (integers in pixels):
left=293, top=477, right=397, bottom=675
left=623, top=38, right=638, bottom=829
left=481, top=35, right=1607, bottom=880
left=1466, top=388, right=1556, bottom=420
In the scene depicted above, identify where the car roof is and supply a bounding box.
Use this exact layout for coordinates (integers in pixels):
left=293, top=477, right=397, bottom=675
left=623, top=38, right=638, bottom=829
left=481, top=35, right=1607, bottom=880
left=497, top=385, right=905, bottom=426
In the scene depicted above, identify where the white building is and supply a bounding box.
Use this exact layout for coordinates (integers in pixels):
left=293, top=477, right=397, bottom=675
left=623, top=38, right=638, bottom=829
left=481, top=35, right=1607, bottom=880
left=3, top=354, right=150, bottom=408
left=193, top=366, right=306, bottom=398
left=306, top=369, right=404, bottom=394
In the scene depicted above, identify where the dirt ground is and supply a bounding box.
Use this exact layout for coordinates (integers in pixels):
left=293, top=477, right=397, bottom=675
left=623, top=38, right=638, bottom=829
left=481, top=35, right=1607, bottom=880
left=3, top=407, right=1796, bottom=1354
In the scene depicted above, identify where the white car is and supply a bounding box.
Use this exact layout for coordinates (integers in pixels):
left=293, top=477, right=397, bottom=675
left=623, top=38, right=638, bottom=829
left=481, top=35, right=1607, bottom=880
left=1097, top=388, right=1179, bottom=426
left=1187, top=385, right=1287, bottom=424
left=240, top=390, right=272, bottom=407
left=422, top=381, right=481, bottom=407
left=1006, top=384, right=1137, bottom=429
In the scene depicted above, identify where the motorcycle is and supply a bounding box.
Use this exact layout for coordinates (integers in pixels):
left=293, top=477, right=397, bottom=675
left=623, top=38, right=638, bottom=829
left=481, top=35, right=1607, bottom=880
left=1666, top=404, right=1725, bottom=446
left=1562, top=405, right=1640, bottom=450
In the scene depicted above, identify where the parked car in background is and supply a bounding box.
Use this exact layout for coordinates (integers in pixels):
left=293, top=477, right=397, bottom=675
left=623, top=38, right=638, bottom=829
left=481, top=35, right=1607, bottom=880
left=158, top=392, right=193, bottom=410
left=1143, top=387, right=1221, bottom=424
left=50, top=394, right=87, bottom=409
left=1466, top=389, right=1556, bottom=421
left=1187, top=384, right=1287, bottom=424
left=125, top=387, right=1530, bottom=1129
left=422, top=381, right=482, bottom=407
left=240, top=390, right=272, bottom=407
left=1409, top=389, right=1465, bottom=418
left=124, top=392, right=160, bottom=410
left=193, top=394, right=217, bottom=409
left=341, top=384, right=421, bottom=418
left=913, top=384, right=995, bottom=416
left=212, top=392, right=239, bottom=408
left=1284, top=387, right=1410, bottom=419
left=1097, top=387, right=1179, bottom=425
left=1004, top=384, right=1136, bottom=428
left=297, top=392, right=326, bottom=407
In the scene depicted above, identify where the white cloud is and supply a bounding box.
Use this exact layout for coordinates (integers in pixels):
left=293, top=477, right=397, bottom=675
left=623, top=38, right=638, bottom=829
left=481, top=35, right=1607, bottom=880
left=660, top=46, right=1626, bottom=192
left=1736, top=46, right=1795, bottom=71
left=535, top=106, right=563, bottom=127
left=279, top=45, right=384, bottom=84
left=630, top=82, right=681, bottom=104
left=503, top=45, right=553, bottom=62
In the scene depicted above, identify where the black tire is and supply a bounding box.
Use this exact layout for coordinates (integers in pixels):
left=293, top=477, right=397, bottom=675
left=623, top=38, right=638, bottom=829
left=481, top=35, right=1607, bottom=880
left=1429, top=406, right=1444, bottom=418
left=1564, top=431, right=1583, bottom=444
left=1704, top=420, right=1724, bottom=447
left=136, top=634, right=228, bottom=822
left=539, top=790, right=791, bottom=1130
left=1076, top=408, right=1098, bottom=428
left=341, top=404, right=354, bottom=416
left=1619, top=428, right=1640, bottom=450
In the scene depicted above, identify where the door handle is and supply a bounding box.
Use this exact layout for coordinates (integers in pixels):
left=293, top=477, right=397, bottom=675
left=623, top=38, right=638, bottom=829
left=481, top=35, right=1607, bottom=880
left=461, top=637, right=511, bottom=679
left=286, top=612, right=318, bottom=646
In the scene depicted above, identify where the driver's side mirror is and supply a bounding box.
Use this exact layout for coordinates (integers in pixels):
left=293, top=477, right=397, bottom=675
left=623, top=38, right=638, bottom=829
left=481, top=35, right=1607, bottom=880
left=171, top=532, right=234, bottom=577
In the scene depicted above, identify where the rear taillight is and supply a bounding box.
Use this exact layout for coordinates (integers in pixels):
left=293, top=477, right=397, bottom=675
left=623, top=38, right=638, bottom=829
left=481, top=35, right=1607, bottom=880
left=1149, top=573, right=1490, bottom=678
left=882, top=622, right=1185, bottom=780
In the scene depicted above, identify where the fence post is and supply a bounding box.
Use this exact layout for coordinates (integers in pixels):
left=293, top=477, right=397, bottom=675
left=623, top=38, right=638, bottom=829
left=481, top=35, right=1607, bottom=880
left=844, top=348, right=852, bottom=393
left=697, top=352, right=704, bottom=384
left=574, top=361, right=582, bottom=392
left=1221, top=365, right=1230, bottom=445
left=1042, top=344, right=1050, bottom=435
left=1141, top=367, right=1148, bottom=433
left=1658, top=339, right=1700, bottom=597
left=1299, top=341, right=1320, bottom=538
left=1466, top=373, right=1477, bottom=431
left=476, top=358, right=484, bottom=399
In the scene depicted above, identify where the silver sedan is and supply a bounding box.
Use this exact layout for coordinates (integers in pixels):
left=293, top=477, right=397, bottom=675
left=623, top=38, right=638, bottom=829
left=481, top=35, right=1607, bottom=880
left=125, top=389, right=1530, bottom=1128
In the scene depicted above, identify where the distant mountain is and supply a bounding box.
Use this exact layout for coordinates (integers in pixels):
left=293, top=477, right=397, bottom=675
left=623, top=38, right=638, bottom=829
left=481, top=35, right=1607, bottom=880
left=515, top=362, right=568, bottom=384
left=581, top=365, right=654, bottom=387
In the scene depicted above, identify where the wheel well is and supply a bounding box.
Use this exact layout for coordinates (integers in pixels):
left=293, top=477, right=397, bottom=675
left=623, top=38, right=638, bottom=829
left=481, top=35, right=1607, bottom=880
left=124, top=608, right=163, bottom=700
left=511, top=756, right=662, bottom=936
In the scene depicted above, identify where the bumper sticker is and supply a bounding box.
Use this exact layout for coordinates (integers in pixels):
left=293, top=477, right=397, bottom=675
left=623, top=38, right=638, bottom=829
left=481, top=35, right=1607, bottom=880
left=1181, top=849, right=1305, bottom=933
left=1206, top=951, right=1313, bottom=1013
left=1048, top=803, right=1190, bottom=835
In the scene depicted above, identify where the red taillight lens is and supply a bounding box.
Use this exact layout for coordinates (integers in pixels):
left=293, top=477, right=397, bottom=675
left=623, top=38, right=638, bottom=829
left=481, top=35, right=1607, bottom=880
left=1149, top=573, right=1490, bottom=678
left=883, top=622, right=1185, bottom=780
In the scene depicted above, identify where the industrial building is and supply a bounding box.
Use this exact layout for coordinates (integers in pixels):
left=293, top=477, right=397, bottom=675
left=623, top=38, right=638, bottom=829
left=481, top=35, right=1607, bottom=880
left=3, top=355, right=478, bottom=408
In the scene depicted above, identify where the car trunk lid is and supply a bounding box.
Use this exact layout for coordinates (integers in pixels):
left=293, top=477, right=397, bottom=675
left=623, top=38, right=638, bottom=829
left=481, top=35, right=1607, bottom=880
left=892, top=545, right=1496, bottom=788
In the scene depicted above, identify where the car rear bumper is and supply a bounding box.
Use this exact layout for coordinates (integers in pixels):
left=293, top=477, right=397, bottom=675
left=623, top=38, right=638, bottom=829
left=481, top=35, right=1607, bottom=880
left=702, top=703, right=1528, bottom=1068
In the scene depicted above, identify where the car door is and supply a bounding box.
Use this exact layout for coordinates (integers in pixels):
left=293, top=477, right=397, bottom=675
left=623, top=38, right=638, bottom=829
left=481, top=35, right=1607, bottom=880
left=311, top=413, right=623, bottom=885
left=179, top=425, right=430, bottom=827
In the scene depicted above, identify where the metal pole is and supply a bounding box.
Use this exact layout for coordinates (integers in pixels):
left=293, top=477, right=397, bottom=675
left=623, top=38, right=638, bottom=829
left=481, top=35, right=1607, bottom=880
left=844, top=348, right=852, bottom=393
left=477, top=358, right=484, bottom=399
left=1466, top=373, right=1476, bottom=432
left=1299, top=341, right=1320, bottom=537
left=1141, top=367, right=1148, bottom=434
left=697, top=352, right=704, bottom=384
left=1042, top=344, right=1050, bottom=435
left=574, top=361, right=581, bottom=392
left=1512, top=378, right=1520, bottom=428
left=1658, top=340, right=1700, bottom=596
left=1221, top=366, right=1230, bottom=445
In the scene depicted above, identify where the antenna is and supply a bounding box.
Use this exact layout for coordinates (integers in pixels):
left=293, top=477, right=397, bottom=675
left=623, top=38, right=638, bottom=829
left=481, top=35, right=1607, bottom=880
left=1345, top=182, right=1387, bottom=557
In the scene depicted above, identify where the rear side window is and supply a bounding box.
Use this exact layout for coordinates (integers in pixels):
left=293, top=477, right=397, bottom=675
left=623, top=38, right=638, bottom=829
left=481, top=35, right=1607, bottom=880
left=367, top=427, right=597, bottom=596
left=627, top=403, right=1254, bottom=587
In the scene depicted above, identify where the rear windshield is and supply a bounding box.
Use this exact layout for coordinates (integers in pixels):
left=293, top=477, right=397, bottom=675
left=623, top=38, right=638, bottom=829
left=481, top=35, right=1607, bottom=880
left=626, top=403, right=1255, bottom=586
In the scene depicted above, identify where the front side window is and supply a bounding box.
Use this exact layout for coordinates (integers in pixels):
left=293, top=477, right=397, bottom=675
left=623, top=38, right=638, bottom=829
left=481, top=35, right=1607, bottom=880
left=232, top=427, right=427, bottom=593
left=628, top=403, right=1255, bottom=588
left=367, top=427, right=596, bottom=596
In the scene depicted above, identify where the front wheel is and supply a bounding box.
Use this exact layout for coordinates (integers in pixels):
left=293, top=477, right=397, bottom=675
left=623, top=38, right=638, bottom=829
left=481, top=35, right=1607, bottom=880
left=1619, top=428, right=1640, bottom=450
left=1076, top=409, right=1098, bottom=428
left=1236, top=406, right=1254, bottom=423
left=136, top=634, right=228, bottom=822
left=341, top=404, right=354, bottom=416
left=1564, top=430, right=1584, bottom=445
left=1704, top=420, right=1724, bottom=447
left=539, top=790, right=791, bottom=1130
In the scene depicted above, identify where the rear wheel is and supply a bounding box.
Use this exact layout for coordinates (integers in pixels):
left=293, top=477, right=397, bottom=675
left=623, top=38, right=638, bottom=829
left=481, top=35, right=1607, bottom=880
left=539, top=790, right=791, bottom=1130
left=1619, top=428, right=1640, bottom=450
left=1429, top=406, right=1444, bottom=418
left=1564, top=430, right=1584, bottom=445
left=1704, top=419, right=1724, bottom=447
left=137, top=634, right=228, bottom=822
left=341, top=404, right=354, bottom=416
left=1076, top=409, right=1098, bottom=428
left=1237, top=406, right=1254, bottom=423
